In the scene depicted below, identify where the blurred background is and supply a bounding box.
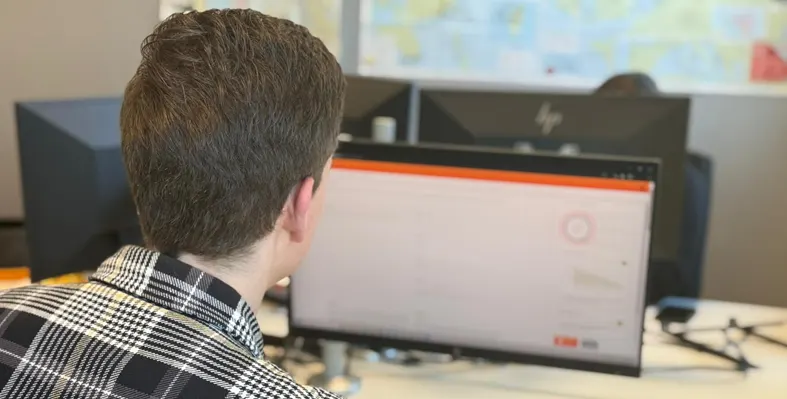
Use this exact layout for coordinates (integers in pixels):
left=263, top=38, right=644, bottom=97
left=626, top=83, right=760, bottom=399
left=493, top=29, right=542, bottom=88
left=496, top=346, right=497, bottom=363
left=1, top=0, right=787, bottom=306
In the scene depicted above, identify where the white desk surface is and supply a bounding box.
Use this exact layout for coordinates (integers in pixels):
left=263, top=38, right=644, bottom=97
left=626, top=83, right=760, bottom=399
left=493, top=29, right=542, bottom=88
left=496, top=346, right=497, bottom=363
left=258, top=300, right=787, bottom=398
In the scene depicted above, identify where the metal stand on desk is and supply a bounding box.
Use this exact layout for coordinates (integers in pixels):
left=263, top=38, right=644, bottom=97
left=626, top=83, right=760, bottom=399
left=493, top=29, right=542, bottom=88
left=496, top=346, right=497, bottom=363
left=661, top=317, right=786, bottom=372
left=739, top=320, right=787, bottom=349
left=308, top=341, right=361, bottom=396
left=662, top=319, right=756, bottom=372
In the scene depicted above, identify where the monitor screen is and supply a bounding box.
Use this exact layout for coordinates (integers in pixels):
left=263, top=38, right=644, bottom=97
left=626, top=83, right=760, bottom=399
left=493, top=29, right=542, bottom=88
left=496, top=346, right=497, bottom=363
left=290, top=142, right=658, bottom=376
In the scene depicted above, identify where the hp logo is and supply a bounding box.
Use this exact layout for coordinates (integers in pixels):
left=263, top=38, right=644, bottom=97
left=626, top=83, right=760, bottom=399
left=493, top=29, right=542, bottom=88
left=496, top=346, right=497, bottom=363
left=535, top=102, right=563, bottom=135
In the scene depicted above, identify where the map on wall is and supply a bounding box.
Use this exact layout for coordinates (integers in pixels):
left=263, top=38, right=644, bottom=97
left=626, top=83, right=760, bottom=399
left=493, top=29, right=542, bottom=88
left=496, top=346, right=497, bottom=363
left=159, top=0, right=342, bottom=57
left=359, top=0, right=787, bottom=94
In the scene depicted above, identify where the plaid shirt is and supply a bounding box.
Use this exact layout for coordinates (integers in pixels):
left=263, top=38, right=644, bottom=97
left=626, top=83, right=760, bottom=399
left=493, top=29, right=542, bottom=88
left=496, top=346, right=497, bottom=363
left=0, top=245, right=341, bottom=398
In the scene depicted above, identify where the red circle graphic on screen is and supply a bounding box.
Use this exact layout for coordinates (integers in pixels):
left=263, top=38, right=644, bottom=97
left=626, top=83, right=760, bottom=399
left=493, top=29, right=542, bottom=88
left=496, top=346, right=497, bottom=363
left=560, top=213, right=595, bottom=244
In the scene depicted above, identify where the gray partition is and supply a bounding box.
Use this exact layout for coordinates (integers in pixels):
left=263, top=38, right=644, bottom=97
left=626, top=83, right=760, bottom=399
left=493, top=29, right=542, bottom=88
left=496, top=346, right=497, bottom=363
left=688, top=95, right=787, bottom=306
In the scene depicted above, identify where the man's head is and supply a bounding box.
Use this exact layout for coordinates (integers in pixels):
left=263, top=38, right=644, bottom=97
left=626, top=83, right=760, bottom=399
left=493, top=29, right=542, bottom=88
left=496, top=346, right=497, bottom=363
left=121, top=9, right=345, bottom=281
left=595, top=72, right=660, bottom=96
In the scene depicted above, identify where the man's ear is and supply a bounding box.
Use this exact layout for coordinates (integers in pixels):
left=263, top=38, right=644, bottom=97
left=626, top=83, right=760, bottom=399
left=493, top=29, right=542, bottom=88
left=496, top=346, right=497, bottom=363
left=282, top=177, right=316, bottom=243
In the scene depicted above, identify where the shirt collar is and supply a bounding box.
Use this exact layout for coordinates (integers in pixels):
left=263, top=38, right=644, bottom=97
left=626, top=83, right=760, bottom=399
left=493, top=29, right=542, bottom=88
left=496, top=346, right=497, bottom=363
left=90, top=245, right=264, bottom=358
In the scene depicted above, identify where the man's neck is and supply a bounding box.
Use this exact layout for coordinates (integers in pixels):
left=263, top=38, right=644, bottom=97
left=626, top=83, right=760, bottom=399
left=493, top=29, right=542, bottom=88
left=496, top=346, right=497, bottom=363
left=178, top=246, right=271, bottom=313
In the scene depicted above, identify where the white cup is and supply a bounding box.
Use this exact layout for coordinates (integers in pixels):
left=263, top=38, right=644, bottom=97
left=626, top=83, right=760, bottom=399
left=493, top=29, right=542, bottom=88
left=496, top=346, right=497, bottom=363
left=372, top=117, right=397, bottom=143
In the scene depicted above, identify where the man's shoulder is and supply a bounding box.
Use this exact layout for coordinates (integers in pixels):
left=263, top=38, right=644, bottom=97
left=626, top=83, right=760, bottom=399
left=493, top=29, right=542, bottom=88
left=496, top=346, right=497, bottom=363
left=0, top=283, right=343, bottom=398
left=0, top=283, right=88, bottom=339
left=235, top=359, right=344, bottom=399
left=0, top=282, right=85, bottom=310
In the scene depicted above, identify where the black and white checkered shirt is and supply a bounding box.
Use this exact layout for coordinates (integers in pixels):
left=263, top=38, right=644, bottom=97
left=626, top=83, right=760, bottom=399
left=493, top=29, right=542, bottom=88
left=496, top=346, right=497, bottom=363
left=0, top=245, right=341, bottom=398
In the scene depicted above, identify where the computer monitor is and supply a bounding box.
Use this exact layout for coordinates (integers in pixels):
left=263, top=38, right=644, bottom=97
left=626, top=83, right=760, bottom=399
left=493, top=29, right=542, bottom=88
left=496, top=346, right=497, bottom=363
left=417, top=89, right=688, bottom=265
left=16, top=98, right=142, bottom=281
left=341, top=75, right=416, bottom=142
left=290, top=141, right=659, bottom=376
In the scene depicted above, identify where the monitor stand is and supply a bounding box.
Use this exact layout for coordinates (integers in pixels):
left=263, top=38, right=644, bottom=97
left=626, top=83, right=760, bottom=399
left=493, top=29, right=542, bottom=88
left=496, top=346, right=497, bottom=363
left=308, top=341, right=361, bottom=396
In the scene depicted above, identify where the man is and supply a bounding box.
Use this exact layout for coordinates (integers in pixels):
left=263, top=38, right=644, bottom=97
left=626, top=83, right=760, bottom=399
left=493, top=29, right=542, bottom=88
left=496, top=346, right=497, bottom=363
left=0, top=9, right=345, bottom=398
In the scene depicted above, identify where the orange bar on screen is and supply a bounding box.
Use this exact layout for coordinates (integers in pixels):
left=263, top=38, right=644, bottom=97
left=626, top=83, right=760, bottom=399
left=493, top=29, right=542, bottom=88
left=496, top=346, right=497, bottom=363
left=333, top=158, right=649, bottom=192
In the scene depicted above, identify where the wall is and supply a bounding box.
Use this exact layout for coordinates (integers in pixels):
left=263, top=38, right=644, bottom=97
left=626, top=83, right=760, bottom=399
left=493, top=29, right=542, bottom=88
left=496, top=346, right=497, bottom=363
left=0, top=0, right=159, bottom=220
left=690, top=96, right=787, bottom=307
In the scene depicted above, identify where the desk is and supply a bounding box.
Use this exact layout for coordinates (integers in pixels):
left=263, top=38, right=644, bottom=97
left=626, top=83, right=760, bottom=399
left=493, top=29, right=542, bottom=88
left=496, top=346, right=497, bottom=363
left=258, top=300, right=787, bottom=398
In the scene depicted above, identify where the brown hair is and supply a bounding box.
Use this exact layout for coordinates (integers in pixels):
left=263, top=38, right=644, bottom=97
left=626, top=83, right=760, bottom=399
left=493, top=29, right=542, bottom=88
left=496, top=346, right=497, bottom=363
left=120, top=9, right=345, bottom=259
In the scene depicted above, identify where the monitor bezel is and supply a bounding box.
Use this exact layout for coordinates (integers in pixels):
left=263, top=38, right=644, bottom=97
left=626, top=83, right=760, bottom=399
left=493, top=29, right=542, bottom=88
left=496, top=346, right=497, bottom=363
left=288, top=140, right=660, bottom=378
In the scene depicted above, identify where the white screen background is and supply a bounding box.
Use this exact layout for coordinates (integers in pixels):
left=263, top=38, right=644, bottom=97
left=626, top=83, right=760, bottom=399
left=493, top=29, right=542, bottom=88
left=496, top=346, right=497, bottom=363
left=292, top=167, right=654, bottom=367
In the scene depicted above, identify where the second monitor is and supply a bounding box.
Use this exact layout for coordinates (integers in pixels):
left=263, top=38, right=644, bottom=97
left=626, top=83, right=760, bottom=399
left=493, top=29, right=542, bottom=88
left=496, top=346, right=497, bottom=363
left=417, top=89, right=689, bottom=264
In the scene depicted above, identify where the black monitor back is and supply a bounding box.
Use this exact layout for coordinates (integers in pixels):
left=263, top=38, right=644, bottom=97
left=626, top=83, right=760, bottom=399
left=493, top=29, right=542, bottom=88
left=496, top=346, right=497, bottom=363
left=342, top=75, right=415, bottom=142
left=16, top=98, right=142, bottom=281
left=418, top=89, right=690, bottom=263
